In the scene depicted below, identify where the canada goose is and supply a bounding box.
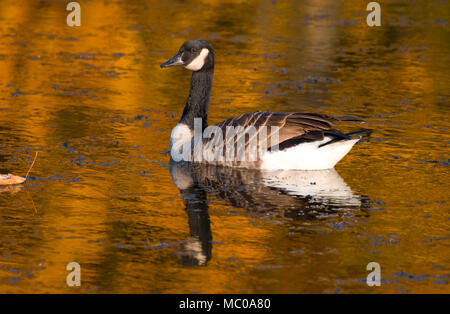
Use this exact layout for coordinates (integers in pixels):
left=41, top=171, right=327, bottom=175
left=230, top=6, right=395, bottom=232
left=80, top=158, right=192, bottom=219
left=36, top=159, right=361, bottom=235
left=161, top=39, right=371, bottom=170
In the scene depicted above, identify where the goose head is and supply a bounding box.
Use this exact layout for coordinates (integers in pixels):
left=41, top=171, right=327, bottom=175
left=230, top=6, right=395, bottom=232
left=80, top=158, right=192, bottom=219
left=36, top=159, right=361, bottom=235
left=160, top=39, right=214, bottom=71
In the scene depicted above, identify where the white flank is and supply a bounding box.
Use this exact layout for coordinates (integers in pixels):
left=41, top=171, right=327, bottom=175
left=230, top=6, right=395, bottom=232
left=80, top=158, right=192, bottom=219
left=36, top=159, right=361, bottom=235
left=185, top=48, right=209, bottom=71
left=261, top=137, right=359, bottom=170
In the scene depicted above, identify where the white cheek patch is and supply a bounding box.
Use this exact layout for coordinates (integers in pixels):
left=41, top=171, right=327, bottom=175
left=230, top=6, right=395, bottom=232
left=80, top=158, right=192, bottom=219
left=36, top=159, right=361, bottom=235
left=184, top=48, right=209, bottom=71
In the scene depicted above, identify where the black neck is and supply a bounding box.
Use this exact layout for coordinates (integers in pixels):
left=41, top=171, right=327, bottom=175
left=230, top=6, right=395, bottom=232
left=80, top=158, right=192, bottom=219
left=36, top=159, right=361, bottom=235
left=180, top=66, right=214, bottom=131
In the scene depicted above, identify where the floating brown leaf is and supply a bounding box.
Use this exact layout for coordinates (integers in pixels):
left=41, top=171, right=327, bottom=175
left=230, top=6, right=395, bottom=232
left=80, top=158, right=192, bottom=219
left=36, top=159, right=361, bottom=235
left=0, top=151, right=38, bottom=186
left=0, top=174, right=26, bottom=185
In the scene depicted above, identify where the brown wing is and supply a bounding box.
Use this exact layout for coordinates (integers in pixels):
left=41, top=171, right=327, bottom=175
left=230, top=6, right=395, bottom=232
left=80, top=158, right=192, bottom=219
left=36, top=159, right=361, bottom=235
left=217, top=111, right=335, bottom=146
left=201, top=111, right=358, bottom=168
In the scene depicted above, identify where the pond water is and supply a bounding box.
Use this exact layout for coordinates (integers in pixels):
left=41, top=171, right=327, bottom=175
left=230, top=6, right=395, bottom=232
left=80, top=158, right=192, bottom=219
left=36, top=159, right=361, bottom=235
left=0, top=0, right=448, bottom=293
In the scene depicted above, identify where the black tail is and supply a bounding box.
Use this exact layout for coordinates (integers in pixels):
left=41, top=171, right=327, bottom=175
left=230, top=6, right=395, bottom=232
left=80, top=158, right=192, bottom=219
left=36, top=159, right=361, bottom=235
left=345, top=129, right=373, bottom=139
left=319, top=129, right=372, bottom=148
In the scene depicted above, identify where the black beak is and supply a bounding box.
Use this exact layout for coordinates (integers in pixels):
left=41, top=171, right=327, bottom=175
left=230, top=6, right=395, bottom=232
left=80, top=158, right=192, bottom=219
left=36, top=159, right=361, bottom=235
left=160, top=51, right=184, bottom=68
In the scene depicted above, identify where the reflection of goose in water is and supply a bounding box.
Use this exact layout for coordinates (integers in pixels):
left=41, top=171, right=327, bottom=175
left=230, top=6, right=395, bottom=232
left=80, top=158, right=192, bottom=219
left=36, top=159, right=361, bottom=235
left=170, top=160, right=367, bottom=266
left=175, top=182, right=212, bottom=267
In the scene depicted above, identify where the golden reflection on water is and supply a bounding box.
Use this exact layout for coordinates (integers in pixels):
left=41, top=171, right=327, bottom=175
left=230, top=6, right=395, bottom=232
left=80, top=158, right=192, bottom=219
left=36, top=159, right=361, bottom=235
left=0, top=0, right=448, bottom=293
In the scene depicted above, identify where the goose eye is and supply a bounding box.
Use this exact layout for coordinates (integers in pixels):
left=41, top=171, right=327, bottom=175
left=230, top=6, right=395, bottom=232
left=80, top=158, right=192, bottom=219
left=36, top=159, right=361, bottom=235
left=191, top=48, right=198, bottom=53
